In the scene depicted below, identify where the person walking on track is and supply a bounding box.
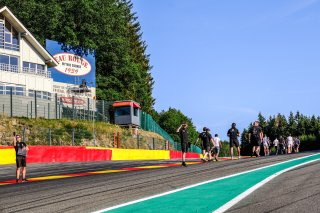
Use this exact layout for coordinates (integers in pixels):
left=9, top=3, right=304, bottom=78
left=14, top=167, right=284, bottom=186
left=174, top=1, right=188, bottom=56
left=176, top=122, right=189, bottom=167
left=273, top=137, right=279, bottom=155
left=196, top=127, right=213, bottom=162
left=248, top=121, right=263, bottom=157
left=227, top=123, right=241, bottom=160
left=212, top=134, right=222, bottom=161
left=15, top=135, right=29, bottom=183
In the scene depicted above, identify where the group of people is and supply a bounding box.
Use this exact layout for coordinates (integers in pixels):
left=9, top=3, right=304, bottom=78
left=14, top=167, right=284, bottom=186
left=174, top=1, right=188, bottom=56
left=177, top=120, right=301, bottom=166
left=12, top=132, right=29, bottom=183
left=177, top=122, right=241, bottom=166
left=248, top=121, right=300, bottom=157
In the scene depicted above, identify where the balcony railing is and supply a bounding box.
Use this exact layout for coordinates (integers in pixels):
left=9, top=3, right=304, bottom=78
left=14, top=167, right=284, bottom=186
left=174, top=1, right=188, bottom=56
left=0, top=63, right=51, bottom=78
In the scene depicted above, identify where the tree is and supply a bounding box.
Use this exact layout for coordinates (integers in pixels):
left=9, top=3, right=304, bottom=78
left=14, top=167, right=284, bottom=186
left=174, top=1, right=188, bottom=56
left=158, top=108, right=198, bottom=144
left=2, top=0, right=155, bottom=113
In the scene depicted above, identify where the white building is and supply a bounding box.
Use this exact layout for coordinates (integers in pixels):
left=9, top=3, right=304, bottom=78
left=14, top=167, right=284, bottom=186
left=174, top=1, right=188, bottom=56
left=0, top=6, right=58, bottom=100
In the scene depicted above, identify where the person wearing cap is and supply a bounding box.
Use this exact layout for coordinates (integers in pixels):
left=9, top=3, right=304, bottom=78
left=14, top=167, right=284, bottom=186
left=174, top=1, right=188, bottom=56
left=176, top=122, right=189, bottom=167
left=196, top=127, right=213, bottom=162
left=248, top=121, right=263, bottom=157
left=15, top=135, right=29, bottom=183
left=227, top=123, right=241, bottom=160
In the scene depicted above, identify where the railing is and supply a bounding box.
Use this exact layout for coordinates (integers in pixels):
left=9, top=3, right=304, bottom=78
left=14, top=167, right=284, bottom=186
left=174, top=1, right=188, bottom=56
left=0, top=63, right=51, bottom=78
left=0, top=42, right=20, bottom=51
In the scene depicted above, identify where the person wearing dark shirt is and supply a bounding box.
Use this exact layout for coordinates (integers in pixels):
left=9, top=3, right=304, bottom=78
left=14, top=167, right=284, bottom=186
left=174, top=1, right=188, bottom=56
left=196, top=127, right=213, bottom=162
left=227, top=123, right=241, bottom=160
left=176, top=122, right=189, bottom=167
left=248, top=121, right=263, bottom=157
left=15, top=135, right=29, bottom=183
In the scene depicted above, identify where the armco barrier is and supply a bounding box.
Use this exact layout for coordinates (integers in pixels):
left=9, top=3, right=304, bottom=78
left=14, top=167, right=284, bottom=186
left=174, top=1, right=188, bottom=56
left=170, top=150, right=201, bottom=159
left=27, top=146, right=112, bottom=163
left=0, top=146, right=201, bottom=165
left=0, top=146, right=16, bottom=164
left=109, top=148, right=170, bottom=160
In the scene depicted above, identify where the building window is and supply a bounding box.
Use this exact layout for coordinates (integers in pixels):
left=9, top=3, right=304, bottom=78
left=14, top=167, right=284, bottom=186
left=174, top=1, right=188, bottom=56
left=133, top=108, right=138, bottom=117
left=0, top=83, right=25, bottom=96
left=0, top=54, right=19, bottom=72
left=115, top=106, right=131, bottom=116
left=0, top=17, right=19, bottom=51
left=23, top=61, right=46, bottom=75
left=28, top=89, right=51, bottom=100
left=28, top=89, right=34, bottom=97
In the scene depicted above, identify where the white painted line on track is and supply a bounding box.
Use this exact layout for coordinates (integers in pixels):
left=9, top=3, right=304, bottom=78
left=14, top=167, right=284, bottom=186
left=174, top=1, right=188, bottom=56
left=92, top=153, right=320, bottom=213
left=213, top=158, right=320, bottom=213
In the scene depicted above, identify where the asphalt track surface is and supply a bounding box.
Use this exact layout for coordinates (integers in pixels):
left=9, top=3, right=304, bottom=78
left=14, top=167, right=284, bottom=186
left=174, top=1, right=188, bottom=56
left=0, top=152, right=319, bottom=213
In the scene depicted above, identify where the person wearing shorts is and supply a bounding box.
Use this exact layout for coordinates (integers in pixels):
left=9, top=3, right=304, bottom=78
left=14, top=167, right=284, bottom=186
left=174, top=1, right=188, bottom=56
left=196, top=127, right=212, bottom=161
left=16, top=135, right=29, bottom=183
left=248, top=121, right=263, bottom=157
left=212, top=134, right=222, bottom=161
left=294, top=137, right=300, bottom=153
left=273, top=138, right=279, bottom=155
left=263, top=135, right=270, bottom=156
left=227, top=123, right=240, bottom=160
left=177, top=122, right=189, bottom=167
left=287, top=134, right=293, bottom=154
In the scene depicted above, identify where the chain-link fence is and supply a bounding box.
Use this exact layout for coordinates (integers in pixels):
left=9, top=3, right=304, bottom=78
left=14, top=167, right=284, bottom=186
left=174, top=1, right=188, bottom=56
left=0, top=91, right=202, bottom=153
left=0, top=126, right=170, bottom=151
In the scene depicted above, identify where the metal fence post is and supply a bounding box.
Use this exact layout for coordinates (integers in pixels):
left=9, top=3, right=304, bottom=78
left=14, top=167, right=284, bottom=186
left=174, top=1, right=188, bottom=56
left=23, top=127, right=26, bottom=143
left=59, top=103, right=61, bottom=119
left=93, top=129, right=96, bottom=146
left=153, top=138, right=155, bottom=150
left=87, top=98, right=90, bottom=121
left=48, top=103, right=50, bottom=119
left=48, top=128, right=51, bottom=146
left=10, top=87, right=13, bottom=117
left=34, top=91, right=37, bottom=118
left=30, top=101, right=33, bottom=118
left=117, top=132, right=120, bottom=148
left=137, top=134, right=140, bottom=149
left=72, top=128, right=75, bottom=146
left=72, top=96, right=75, bottom=120
left=55, top=93, right=58, bottom=119
left=102, top=100, right=105, bottom=120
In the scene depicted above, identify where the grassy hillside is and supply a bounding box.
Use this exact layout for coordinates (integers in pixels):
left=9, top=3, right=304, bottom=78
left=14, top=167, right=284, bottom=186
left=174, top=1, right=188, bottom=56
left=0, top=116, right=165, bottom=149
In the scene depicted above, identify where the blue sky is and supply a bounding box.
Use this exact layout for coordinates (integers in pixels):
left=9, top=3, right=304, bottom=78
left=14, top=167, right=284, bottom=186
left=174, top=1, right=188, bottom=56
left=132, top=0, right=320, bottom=140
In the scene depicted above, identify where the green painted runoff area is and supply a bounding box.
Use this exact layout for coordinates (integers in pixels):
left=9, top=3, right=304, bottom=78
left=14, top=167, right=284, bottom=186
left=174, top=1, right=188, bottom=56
left=105, top=154, right=320, bottom=213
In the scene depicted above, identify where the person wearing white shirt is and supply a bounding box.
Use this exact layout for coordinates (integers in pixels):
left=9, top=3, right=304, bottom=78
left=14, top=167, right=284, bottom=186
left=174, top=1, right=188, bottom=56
left=287, top=134, right=293, bottom=154
left=212, top=134, right=222, bottom=161
left=273, top=138, right=279, bottom=155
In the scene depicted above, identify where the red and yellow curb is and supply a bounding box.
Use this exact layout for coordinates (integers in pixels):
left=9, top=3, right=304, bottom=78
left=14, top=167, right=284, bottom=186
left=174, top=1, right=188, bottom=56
left=0, top=161, right=202, bottom=186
